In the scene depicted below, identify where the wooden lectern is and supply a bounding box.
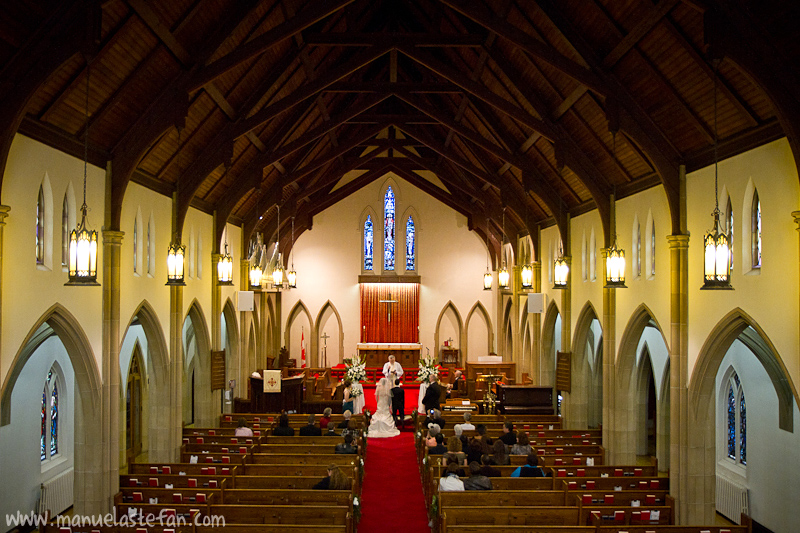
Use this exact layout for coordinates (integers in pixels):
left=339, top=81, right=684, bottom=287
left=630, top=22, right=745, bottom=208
left=249, top=374, right=303, bottom=412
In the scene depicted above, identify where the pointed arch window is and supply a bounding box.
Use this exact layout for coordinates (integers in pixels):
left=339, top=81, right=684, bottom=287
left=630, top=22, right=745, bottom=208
left=405, top=216, right=415, bottom=271
left=650, top=222, right=656, bottom=276
left=133, top=217, right=138, bottom=274
left=50, top=381, right=59, bottom=457
left=364, top=215, right=374, bottom=271
left=384, top=187, right=395, bottom=270
left=726, top=371, right=746, bottom=465
left=726, top=196, right=734, bottom=271
left=41, top=369, right=59, bottom=461
left=40, top=387, right=46, bottom=460
left=36, top=185, right=45, bottom=264
left=635, top=221, right=641, bottom=278
left=146, top=221, right=152, bottom=275
left=751, top=189, right=761, bottom=269
left=61, top=194, right=69, bottom=268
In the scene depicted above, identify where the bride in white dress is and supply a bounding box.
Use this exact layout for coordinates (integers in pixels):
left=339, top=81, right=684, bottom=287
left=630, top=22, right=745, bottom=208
left=367, top=378, right=400, bottom=438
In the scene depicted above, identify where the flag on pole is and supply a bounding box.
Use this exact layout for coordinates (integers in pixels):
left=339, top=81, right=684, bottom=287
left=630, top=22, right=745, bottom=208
left=300, top=327, right=306, bottom=368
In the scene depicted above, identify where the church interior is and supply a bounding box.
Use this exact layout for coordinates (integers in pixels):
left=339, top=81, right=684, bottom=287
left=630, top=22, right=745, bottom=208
left=0, top=0, right=799, bottom=532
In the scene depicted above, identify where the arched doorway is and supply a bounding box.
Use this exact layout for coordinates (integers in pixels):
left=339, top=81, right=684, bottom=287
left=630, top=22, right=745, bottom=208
left=541, top=301, right=561, bottom=387
left=564, top=303, right=602, bottom=429
left=125, top=347, right=144, bottom=462
left=183, top=302, right=212, bottom=427
left=465, top=302, right=492, bottom=362
left=316, top=301, right=344, bottom=367
left=636, top=346, right=657, bottom=458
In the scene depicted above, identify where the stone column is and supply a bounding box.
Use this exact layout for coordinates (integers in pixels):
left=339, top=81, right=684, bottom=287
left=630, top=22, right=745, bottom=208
left=559, top=256, right=573, bottom=426
left=101, top=229, right=123, bottom=511
left=0, top=205, right=9, bottom=359
left=511, top=264, right=520, bottom=381
left=530, top=261, right=542, bottom=385
left=211, top=252, right=222, bottom=415
left=168, top=283, right=183, bottom=461
left=601, top=248, right=617, bottom=464
left=668, top=234, right=690, bottom=522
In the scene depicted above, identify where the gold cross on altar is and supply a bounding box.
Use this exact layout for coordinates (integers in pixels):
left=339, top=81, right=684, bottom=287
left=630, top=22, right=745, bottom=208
left=379, top=297, right=398, bottom=322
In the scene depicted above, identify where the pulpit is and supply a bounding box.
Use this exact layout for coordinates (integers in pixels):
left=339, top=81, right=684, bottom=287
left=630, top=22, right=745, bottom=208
left=249, top=374, right=303, bottom=412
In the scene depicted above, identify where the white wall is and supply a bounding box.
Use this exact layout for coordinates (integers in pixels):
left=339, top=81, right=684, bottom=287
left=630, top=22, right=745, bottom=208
left=0, top=336, right=74, bottom=527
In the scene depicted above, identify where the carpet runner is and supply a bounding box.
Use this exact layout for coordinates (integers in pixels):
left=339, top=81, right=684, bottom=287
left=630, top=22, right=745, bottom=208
left=358, top=431, right=430, bottom=532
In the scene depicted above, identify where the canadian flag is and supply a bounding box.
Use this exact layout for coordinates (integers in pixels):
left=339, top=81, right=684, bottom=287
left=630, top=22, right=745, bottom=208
left=300, top=328, right=306, bottom=368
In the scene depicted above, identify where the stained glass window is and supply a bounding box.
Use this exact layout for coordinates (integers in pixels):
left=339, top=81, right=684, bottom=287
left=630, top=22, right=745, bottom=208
left=364, top=216, right=373, bottom=270
left=739, top=393, right=746, bottom=465
left=751, top=189, right=761, bottom=268
left=727, top=384, right=736, bottom=459
left=726, top=196, right=734, bottom=271
left=62, top=194, right=69, bottom=268
left=50, top=383, right=58, bottom=457
left=384, top=187, right=395, bottom=270
left=41, top=388, right=46, bottom=461
left=405, top=217, right=415, bottom=270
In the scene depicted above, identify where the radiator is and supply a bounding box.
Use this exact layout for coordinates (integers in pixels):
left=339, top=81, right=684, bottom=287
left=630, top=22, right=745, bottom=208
left=716, top=475, right=749, bottom=524
left=39, top=468, right=74, bottom=516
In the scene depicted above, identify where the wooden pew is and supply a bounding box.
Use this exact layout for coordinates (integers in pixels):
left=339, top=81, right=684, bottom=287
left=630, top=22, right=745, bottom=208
left=456, top=477, right=555, bottom=490
left=441, top=506, right=580, bottom=528
left=595, top=526, right=749, bottom=533
left=115, top=487, right=219, bottom=505
left=221, top=488, right=352, bottom=507
left=120, top=474, right=229, bottom=490
left=560, top=477, right=669, bottom=492
left=43, top=526, right=190, bottom=533
left=445, top=527, right=593, bottom=533
left=181, top=435, right=262, bottom=446
left=114, top=502, right=210, bottom=521
left=231, top=476, right=336, bottom=490
left=196, top=526, right=346, bottom=533
left=127, top=464, right=239, bottom=477
left=250, top=453, right=359, bottom=466
left=178, top=450, right=248, bottom=466
left=239, top=464, right=355, bottom=477
left=439, top=490, right=567, bottom=507
left=180, top=443, right=255, bottom=455
left=582, top=505, right=673, bottom=526
left=550, top=464, right=658, bottom=478
left=567, top=490, right=671, bottom=507
left=208, top=504, right=351, bottom=529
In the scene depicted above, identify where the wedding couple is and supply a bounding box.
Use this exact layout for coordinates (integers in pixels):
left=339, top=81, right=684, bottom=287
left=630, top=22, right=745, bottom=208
left=367, top=355, right=404, bottom=438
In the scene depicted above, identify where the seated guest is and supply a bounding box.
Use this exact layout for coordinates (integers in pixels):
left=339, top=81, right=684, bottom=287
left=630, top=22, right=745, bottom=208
left=492, top=440, right=510, bottom=465
left=299, top=413, right=322, bottom=436
left=475, top=424, right=492, bottom=446
left=464, top=461, right=493, bottom=490
left=313, top=464, right=352, bottom=490
left=425, top=423, right=441, bottom=447
left=498, top=421, right=517, bottom=447
left=428, top=433, right=447, bottom=455
left=453, top=424, right=469, bottom=451
left=510, top=432, right=533, bottom=456
left=511, top=453, right=548, bottom=477
left=479, top=454, right=501, bottom=477
left=423, top=408, right=446, bottom=430
left=438, top=462, right=465, bottom=492
left=444, top=456, right=466, bottom=477
left=337, top=410, right=352, bottom=429
left=466, top=438, right=484, bottom=465
left=234, top=417, right=254, bottom=437
left=326, top=424, right=338, bottom=437
left=443, top=436, right=467, bottom=466
left=320, top=407, right=333, bottom=429
left=273, top=413, right=294, bottom=436
left=456, top=411, right=475, bottom=432
left=341, top=419, right=358, bottom=440
left=335, top=433, right=358, bottom=454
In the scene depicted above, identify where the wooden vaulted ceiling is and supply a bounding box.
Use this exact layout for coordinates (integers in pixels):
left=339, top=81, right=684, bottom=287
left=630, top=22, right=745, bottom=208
left=1, top=0, right=797, bottom=262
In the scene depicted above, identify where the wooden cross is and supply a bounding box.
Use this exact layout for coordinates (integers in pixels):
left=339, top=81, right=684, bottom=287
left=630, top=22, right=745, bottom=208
left=379, top=297, right=398, bottom=322
left=320, top=332, right=330, bottom=367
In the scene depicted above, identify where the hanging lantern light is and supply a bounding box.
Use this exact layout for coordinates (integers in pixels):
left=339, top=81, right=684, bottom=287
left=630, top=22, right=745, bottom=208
left=287, top=216, right=297, bottom=288
left=553, top=256, right=569, bottom=289
left=605, top=239, right=626, bottom=288
left=249, top=262, right=263, bottom=289
left=217, top=241, right=233, bottom=285
left=66, top=58, right=99, bottom=286
left=166, top=240, right=186, bottom=285
left=498, top=265, right=510, bottom=290
left=702, top=61, right=733, bottom=290
left=521, top=263, right=533, bottom=289
left=272, top=253, right=285, bottom=286
left=248, top=233, right=265, bottom=290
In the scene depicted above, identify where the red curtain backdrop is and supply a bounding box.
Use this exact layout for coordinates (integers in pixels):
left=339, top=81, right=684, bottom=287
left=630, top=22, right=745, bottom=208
left=360, top=283, right=419, bottom=343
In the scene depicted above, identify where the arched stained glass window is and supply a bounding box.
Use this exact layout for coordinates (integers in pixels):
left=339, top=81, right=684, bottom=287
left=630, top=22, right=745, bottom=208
left=726, top=196, right=734, bottom=271
left=364, top=215, right=373, bottom=271
left=62, top=194, right=69, bottom=268
left=751, top=189, right=761, bottom=268
left=50, top=383, right=58, bottom=456
left=41, top=388, right=46, bottom=461
left=405, top=216, right=415, bottom=270
left=36, top=185, right=45, bottom=264
left=726, top=370, right=746, bottom=465
left=384, top=187, right=395, bottom=270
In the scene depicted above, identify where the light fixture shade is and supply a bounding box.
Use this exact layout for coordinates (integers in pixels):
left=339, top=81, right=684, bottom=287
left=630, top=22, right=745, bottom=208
left=287, top=268, right=297, bottom=288
left=553, top=256, right=569, bottom=289
left=498, top=266, right=510, bottom=289
left=166, top=242, right=186, bottom=285
left=249, top=265, right=263, bottom=289
left=702, top=211, right=733, bottom=290
left=521, top=263, right=533, bottom=289
left=217, top=246, right=233, bottom=285
left=272, top=253, right=284, bottom=287
left=605, top=242, right=627, bottom=288
left=66, top=212, right=99, bottom=285
left=483, top=269, right=493, bottom=290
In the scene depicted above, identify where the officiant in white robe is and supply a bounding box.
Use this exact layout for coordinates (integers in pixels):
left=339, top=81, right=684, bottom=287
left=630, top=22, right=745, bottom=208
left=382, top=355, right=404, bottom=382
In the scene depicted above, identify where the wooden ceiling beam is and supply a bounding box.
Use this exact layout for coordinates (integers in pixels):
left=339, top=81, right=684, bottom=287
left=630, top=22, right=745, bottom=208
left=440, top=0, right=607, bottom=96
left=298, top=148, right=389, bottom=201
left=325, top=81, right=461, bottom=93
left=189, top=0, right=355, bottom=92
left=601, top=0, right=679, bottom=68
left=127, top=0, right=192, bottom=66
left=302, top=32, right=485, bottom=47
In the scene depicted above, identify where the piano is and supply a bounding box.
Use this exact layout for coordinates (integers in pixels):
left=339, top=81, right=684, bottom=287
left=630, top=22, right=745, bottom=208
left=496, top=384, right=555, bottom=415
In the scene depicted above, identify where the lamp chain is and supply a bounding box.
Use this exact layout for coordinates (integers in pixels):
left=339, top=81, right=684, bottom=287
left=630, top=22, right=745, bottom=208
left=713, top=61, right=720, bottom=214
left=82, top=58, right=90, bottom=213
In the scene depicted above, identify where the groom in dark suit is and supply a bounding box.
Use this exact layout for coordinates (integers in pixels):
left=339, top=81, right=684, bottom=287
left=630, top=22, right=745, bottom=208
left=421, top=373, right=443, bottom=414
left=391, top=379, right=405, bottom=428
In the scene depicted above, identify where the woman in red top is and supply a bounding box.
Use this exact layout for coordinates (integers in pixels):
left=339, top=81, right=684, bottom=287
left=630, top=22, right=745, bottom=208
left=320, top=407, right=332, bottom=429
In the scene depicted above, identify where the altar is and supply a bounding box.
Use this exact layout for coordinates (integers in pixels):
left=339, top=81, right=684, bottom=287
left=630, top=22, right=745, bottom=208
left=357, top=343, right=421, bottom=368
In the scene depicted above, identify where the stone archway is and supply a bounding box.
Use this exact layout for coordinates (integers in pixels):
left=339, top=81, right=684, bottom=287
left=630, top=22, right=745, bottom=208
left=465, top=301, right=493, bottom=362
left=686, top=308, right=798, bottom=524
left=315, top=300, right=344, bottom=367
left=183, top=301, right=213, bottom=427
left=0, top=303, right=105, bottom=514
left=563, top=302, right=601, bottom=430
left=222, top=299, right=240, bottom=396
left=285, top=300, right=313, bottom=366
left=434, top=301, right=463, bottom=359
left=540, top=300, right=561, bottom=387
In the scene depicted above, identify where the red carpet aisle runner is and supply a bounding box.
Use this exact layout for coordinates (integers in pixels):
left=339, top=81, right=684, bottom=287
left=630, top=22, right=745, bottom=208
left=361, top=383, right=420, bottom=415
left=358, top=432, right=430, bottom=533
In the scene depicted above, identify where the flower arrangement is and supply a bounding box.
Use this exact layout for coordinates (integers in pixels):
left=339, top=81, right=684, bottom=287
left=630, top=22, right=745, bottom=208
left=350, top=382, right=363, bottom=399
left=344, top=354, right=366, bottom=383
left=416, top=355, right=441, bottom=382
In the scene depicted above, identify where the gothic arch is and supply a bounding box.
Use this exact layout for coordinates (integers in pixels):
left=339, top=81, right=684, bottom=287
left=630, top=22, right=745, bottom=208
left=0, top=303, right=104, bottom=515
left=222, top=298, right=241, bottom=390
left=399, top=205, right=421, bottom=273
left=358, top=205, right=379, bottom=273
left=686, top=308, right=797, bottom=523
left=315, top=300, right=344, bottom=367
left=465, top=301, right=493, bottom=361
left=183, top=300, right=213, bottom=427
left=434, top=301, right=463, bottom=356
left=564, top=302, right=601, bottom=429
left=501, top=297, right=513, bottom=359
left=285, top=300, right=314, bottom=364
left=121, top=300, right=170, bottom=461
left=614, top=304, right=670, bottom=464
left=541, top=300, right=561, bottom=386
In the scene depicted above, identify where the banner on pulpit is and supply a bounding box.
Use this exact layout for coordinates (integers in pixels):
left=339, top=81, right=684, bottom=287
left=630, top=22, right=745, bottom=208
left=263, top=370, right=281, bottom=393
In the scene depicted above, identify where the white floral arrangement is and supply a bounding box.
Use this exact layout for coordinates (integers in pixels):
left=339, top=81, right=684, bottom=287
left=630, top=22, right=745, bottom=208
left=349, top=381, right=363, bottom=398
left=344, top=354, right=366, bottom=383
left=416, top=355, right=440, bottom=382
